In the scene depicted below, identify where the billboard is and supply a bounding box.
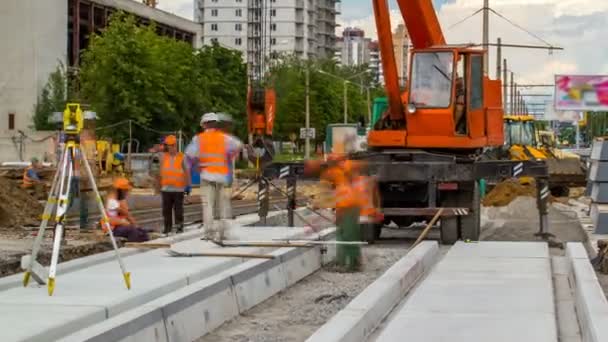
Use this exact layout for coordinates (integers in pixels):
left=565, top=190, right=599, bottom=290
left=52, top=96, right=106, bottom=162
left=555, top=75, right=608, bottom=111
left=542, top=100, right=584, bottom=123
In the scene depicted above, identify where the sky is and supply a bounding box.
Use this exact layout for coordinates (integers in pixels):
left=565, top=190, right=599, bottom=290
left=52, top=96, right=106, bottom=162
left=157, top=0, right=608, bottom=91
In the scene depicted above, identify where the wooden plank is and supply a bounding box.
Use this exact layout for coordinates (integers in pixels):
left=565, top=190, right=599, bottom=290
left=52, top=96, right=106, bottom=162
left=166, top=250, right=275, bottom=259
left=125, top=243, right=171, bottom=249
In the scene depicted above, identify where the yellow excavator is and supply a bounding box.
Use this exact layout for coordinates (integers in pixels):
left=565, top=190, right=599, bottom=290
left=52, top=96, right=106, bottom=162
left=504, top=115, right=587, bottom=196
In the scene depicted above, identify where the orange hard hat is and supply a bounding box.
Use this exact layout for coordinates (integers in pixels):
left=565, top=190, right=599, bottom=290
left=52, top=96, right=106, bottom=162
left=113, top=177, right=131, bottom=190
left=164, top=135, right=177, bottom=145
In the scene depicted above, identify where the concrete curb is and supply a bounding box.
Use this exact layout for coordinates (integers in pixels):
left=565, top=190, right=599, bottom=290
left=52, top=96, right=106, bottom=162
left=566, top=243, right=608, bottom=342
left=306, top=241, right=440, bottom=342
left=0, top=208, right=312, bottom=292
left=56, top=228, right=337, bottom=342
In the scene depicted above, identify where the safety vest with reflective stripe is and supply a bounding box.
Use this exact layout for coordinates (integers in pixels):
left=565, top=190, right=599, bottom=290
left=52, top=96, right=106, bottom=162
left=22, top=167, right=36, bottom=188
left=198, top=130, right=228, bottom=176
left=353, top=176, right=379, bottom=222
left=160, top=152, right=186, bottom=188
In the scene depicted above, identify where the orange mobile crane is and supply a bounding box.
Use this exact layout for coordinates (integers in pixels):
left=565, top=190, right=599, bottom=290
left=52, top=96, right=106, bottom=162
left=362, top=0, right=549, bottom=243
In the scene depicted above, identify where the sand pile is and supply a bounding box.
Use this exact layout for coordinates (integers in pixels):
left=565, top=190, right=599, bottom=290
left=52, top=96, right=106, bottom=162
left=0, top=177, right=44, bottom=228
left=482, top=179, right=537, bottom=207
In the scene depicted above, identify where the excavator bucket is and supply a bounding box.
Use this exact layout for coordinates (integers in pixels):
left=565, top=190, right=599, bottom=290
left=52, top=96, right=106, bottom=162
left=545, top=158, right=586, bottom=180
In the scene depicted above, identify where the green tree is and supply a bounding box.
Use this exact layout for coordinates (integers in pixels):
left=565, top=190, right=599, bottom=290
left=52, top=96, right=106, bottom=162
left=33, top=63, right=70, bottom=130
left=79, top=13, right=247, bottom=145
left=270, top=56, right=384, bottom=145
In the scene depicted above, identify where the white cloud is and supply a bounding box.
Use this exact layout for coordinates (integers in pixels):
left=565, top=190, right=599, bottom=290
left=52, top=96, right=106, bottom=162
left=338, top=0, right=608, bottom=87
left=157, top=0, right=193, bottom=20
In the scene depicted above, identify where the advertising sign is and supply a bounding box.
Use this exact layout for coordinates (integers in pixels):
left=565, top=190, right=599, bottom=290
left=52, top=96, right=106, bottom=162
left=555, top=75, right=608, bottom=111
left=542, top=100, right=584, bottom=123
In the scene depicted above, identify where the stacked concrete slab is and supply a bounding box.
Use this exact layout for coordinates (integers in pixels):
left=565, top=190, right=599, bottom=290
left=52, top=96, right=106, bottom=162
left=589, top=138, right=608, bottom=233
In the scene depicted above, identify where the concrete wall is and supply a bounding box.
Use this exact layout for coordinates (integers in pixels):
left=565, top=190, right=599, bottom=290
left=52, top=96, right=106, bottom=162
left=0, top=0, right=67, bottom=134
left=0, top=131, right=58, bottom=163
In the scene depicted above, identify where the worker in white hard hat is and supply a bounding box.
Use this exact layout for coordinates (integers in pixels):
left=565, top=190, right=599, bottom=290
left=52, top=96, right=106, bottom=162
left=186, top=112, right=243, bottom=240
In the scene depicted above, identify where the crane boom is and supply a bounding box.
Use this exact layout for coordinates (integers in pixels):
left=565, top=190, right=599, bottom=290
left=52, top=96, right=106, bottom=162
left=372, top=0, right=405, bottom=122
left=395, top=0, right=445, bottom=49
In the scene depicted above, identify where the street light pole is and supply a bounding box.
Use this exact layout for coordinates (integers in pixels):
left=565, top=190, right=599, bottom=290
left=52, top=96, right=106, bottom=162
left=305, top=68, right=310, bottom=159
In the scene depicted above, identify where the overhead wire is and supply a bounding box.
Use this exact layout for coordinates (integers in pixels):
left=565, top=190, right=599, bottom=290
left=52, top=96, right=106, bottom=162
left=446, top=8, right=483, bottom=31
left=489, top=8, right=554, bottom=48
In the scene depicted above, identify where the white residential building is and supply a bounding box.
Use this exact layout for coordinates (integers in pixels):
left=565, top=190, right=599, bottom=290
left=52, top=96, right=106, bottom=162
left=335, top=27, right=371, bottom=67
left=196, top=0, right=340, bottom=60
left=0, top=0, right=202, bottom=162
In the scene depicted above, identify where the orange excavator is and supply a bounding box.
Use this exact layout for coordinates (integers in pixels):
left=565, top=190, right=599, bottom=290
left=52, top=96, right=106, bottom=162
left=247, top=83, right=276, bottom=167
left=363, top=0, right=549, bottom=243
left=245, top=0, right=277, bottom=168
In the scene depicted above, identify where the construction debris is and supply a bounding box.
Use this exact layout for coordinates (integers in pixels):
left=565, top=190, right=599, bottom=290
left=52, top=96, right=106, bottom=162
left=592, top=239, right=608, bottom=274
left=0, top=176, right=43, bottom=228
left=482, top=179, right=537, bottom=207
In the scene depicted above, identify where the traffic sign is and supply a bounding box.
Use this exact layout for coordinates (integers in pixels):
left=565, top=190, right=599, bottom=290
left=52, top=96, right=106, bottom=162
left=300, top=128, right=316, bottom=139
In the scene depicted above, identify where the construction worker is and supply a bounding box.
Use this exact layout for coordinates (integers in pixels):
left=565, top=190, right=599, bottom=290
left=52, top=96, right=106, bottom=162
left=307, top=142, right=363, bottom=270
left=23, top=157, right=44, bottom=199
left=159, top=135, right=191, bottom=235
left=104, top=177, right=150, bottom=242
left=331, top=158, right=363, bottom=271
left=186, top=112, right=243, bottom=240
left=217, top=113, right=240, bottom=216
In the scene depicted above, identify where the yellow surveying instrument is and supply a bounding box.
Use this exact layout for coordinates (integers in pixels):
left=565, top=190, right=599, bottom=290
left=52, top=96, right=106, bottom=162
left=23, top=103, right=131, bottom=295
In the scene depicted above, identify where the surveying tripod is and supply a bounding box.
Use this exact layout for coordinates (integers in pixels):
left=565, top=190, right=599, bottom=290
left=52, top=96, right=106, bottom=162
left=23, top=103, right=131, bottom=296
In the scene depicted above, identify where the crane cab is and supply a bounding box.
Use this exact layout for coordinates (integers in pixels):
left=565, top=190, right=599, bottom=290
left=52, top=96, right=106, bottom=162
left=369, top=47, right=504, bottom=150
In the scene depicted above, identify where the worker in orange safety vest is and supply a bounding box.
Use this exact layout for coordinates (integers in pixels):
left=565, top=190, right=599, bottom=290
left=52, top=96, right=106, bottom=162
left=352, top=172, right=384, bottom=243
left=102, top=177, right=150, bottom=242
left=23, top=157, right=45, bottom=199
left=185, top=113, right=243, bottom=240
left=159, top=135, right=191, bottom=235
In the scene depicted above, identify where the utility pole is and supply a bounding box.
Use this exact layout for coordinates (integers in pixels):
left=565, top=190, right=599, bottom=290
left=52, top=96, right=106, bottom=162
left=343, top=81, right=348, bottom=124
left=502, top=59, right=508, bottom=113
left=482, top=0, right=490, bottom=75
left=510, top=72, right=514, bottom=115
left=305, top=68, right=310, bottom=159
left=496, top=38, right=501, bottom=79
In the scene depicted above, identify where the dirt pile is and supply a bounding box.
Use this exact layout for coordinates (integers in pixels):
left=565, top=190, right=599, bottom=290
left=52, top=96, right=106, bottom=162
left=482, top=179, right=537, bottom=207
left=0, top=177, right=44, bottom=228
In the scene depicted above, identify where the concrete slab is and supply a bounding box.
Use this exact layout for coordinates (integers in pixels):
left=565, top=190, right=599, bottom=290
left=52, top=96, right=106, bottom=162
left=591, top=183, right=608, bottom=203
left=0, top=226, right=310, bottom=342
left=373, top=242, right=557, bottom=342
left=0, top=303, right=107, bottom=342
left=590, top=204, right=608, bottom=234
left=376, top=312, right=557, bottom=342
left=589, top=161, right=608, bottom=182
left=567, top=243, right=608, bottom=342
left=446, top=241, right=549, bottom=258
left=591, top=139, right=608, bottom=161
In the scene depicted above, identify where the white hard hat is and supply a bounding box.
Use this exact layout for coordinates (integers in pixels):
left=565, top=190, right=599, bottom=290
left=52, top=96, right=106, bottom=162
left=201, top=112, right=218, bottom=124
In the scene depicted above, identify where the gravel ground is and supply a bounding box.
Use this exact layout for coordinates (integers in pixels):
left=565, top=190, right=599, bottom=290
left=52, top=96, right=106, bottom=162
left=200, top=242, right=414, bottom=342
